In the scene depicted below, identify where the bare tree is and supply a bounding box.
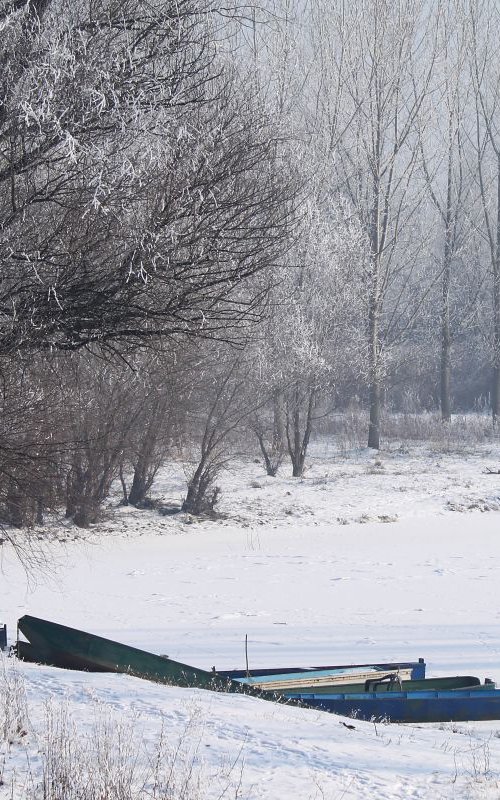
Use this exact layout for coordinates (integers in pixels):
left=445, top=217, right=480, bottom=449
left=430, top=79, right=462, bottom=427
left=249, top=391, right=286, bottom=477
left=123, top=392, right=174, bottom=508
left=0, top=356, right=67, bottom=528
left=62, top=354, right=145, bottom=527
left=118, top=349, right=191, bottom=508
left=181, top=355, right=257, bottom=515
left=0, top=0, right=300, bottom=550
left=415, top=1, right=480, bottom=422
left=467, top=0, right=500, bottom=424
left=0, top=0, right=298, bottom=356
left=250, top=194, right=364, bottom=477
left=301, top=0, right=438, bottom=447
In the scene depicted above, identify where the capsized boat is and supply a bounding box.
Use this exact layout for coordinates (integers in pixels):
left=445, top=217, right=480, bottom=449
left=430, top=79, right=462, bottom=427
left=287, top=687, right=500, bottom=723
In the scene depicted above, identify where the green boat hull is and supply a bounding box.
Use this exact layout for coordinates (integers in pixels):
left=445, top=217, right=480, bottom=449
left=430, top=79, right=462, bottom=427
left=17, top=615, right=250, bottom=695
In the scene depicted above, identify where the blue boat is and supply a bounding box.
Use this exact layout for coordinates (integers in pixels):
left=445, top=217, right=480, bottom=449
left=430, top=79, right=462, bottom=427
left=289, top=687, right=500, bottom=723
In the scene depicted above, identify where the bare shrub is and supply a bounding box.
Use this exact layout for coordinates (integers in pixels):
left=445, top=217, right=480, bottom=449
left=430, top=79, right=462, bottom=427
left=324, top=409, right=494, bottom=454
left=0, top=655, right=29, bottom=745
left=327, top=406, right=368, bottom=455
left=381, top=412, right=493, bottom=451
left=20, top=699, right=245, bottom=800
left=32, top=702, right=145, bottom=800
left=249, top=392, right=286, bottom=477
left=182, top=358, right=256, bottom=516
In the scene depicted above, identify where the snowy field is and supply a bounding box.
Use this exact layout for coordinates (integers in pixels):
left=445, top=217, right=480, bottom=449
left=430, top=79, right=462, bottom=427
left=2, top=440, right=500, bottom=798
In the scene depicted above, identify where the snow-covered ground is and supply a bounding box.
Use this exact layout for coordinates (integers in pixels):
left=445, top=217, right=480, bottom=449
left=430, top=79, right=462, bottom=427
left=2, top=441, right=500, bottom=798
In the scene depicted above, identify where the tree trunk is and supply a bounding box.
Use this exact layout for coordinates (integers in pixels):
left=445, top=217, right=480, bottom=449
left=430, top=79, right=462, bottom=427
left=368, top=376, right=381, bottom=450
left=255, top=429, right=279, bottom=477
left=182, top=469, right=219, bottom=515
left=36, top=498, right=44, bottom=525
left=367, top=153, right=382, bottom=451
left=286, top=386, right=315, bottom=477
left=440, top=200, right=452, bottom=423
left=128, top=461, right=148, bottom=506
left=6, top=480, right=25, bottom=528
left=368, top=292, right=381, bottom=450
left=292, top=385, right=303, bottom=476
left=440, top=255, right=452, bottom=423
left=272, top=391, right=285, bottom=457
left=440, top=143, right=454, bottom=423
left=65, top=463, right=82, bottom=519
left=440, top=330, right=452, bottom=423
left=493, top=154, right=500, bottom=426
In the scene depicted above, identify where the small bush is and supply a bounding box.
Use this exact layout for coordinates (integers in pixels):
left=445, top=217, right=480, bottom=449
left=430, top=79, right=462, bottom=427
left=0, top=667, right=245, bottom=800
left=325, top=410, right=495, bottom=453
left=0, top=655, right=30, bottom=745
